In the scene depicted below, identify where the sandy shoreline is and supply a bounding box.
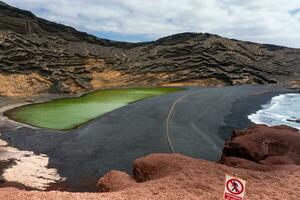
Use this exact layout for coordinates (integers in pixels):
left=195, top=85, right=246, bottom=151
left=0, top=85, right=294, bottom=191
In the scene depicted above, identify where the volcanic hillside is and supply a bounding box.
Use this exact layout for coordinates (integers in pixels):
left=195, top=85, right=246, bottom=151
left=0, top=1, right=300, bottom=96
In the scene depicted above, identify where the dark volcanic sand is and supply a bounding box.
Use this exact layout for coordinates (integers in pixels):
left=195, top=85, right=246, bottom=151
left=0, top=85, right=293, bottom=191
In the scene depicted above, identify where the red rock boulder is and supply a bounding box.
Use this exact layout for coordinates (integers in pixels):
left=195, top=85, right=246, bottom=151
left=221, top=125, right=300, bottom=169
left=96, top=170, right=136, bottom=192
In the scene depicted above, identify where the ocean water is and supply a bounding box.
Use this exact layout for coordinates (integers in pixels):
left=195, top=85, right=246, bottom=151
left=248, top=93, right=300, bottom=130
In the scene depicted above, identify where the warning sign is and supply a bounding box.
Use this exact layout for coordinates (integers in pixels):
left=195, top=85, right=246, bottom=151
left=223, top=174, right=246, bottom=200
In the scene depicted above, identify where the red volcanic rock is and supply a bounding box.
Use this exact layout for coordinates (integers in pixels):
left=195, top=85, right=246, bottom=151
left=1, top=153, right=300, bottom=199
left=133, top=153, right=184, bottom=182
left=221, top=125, right=300, bottom=169
left=96, top=170, right=136, bottom=192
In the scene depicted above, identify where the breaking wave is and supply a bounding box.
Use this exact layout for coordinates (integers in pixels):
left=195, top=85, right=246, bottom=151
left=248, top=93, right=300, bottom=130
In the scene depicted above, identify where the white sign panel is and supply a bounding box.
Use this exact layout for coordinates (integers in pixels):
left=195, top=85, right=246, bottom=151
left=223, top=174, right=246, bottom=200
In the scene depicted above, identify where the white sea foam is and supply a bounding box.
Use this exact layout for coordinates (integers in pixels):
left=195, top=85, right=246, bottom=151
left=248, top=93, right=300, bottom=130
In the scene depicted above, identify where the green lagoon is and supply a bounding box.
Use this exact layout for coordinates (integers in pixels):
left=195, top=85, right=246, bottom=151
left=5, top=87, right=182, bottom=130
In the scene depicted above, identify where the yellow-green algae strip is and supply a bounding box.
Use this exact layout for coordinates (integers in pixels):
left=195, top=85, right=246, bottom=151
left=5, top=87, right=183, bottom=130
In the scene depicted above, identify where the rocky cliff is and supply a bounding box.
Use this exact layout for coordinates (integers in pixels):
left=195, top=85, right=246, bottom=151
left=1, top=1, right=300, bottom=96
left=220, top=125, right=300, bottom=171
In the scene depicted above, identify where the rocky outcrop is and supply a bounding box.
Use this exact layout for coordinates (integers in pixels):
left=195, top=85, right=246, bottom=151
left=287, top=118, right=300, bottom=123
left=220, top=125, right=300, bottom=170
left=96, top=170, right=136, bottom=192
left=1, top=2, right=300, bottom=96
left=288, top=80, right=300, bottom=90
left=0, top=72, right=51, bottom=96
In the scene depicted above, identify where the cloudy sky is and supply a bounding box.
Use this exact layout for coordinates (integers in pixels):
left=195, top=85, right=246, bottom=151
left=3, top=0, right=300, bottom=47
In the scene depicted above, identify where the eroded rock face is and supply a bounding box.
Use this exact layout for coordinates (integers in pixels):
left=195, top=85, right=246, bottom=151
left=0, top=72, right=51, bottom=96
left=1, top=2, right=300, bottom=96
left=288, top=80, right=300, bottom=90
left=220, top=125, right=300, bottom=170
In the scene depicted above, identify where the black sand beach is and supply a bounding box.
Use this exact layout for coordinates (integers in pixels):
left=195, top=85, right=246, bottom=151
left=0, top=85, right=293, bottom=191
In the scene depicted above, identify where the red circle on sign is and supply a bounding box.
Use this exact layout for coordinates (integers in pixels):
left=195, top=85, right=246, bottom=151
left=226, top=178, right=244, bottom=195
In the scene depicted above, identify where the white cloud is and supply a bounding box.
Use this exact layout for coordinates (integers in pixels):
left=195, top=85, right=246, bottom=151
left=3, top=0, right=300, bottom=47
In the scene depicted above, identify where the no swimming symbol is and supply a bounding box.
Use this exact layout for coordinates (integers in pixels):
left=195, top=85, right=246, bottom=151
left=224, top=174, right=246, bottom=200
left=226, top=179, right=244, bottom=195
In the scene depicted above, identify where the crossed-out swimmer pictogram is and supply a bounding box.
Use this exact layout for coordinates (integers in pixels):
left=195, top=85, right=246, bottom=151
left=226, top=178, right=244, bottom=195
